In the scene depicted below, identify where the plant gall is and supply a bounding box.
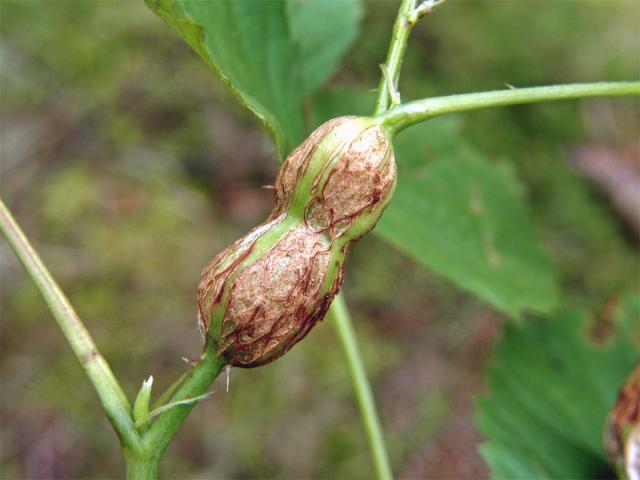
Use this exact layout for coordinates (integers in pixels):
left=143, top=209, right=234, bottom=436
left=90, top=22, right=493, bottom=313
left=197, top=116, right=396, bottom=367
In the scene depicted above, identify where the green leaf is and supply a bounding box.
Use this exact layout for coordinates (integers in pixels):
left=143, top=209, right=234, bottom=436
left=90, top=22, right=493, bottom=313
left=145, top=0, right=362, bottom=158
left=476, top=302, right=639, bottom=479
left=286, top=0, right=363, bottom=95
left=133, top=376, right=154, bottom=432
left=311, top=89, right=559, bottom=317
left=310, top=87, right=373, bottom=124
left=380, top=129, right=560, bottom=318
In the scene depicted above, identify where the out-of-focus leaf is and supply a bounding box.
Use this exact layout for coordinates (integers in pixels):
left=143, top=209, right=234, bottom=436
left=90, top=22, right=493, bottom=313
left=144, top=0, right=362, bottom=158
left=286, top=0, right=363, bottom=94
left=310, top=88, right=373, bottom=126
left=312, top=89, right=560, bottom=318
left=380, top=134, right=560, bottom=318
left=476, top=299, right=640, bottom=479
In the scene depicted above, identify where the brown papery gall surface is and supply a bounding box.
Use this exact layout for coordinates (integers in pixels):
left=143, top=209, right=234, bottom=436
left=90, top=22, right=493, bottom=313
left=198, top=116, right=396, bottom=367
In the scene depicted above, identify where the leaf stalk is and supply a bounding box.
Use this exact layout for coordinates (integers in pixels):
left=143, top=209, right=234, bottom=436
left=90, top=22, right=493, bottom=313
left=0, top=198, right=144, bottom=455
left=378, top=81, right=640, bottom=135
left=330, top=293, right=393, bottom=480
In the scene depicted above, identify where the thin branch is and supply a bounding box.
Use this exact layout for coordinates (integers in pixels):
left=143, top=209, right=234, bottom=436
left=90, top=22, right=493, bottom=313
left=142, top=341, right=226, bottom=457
left=373, top=0, right=416, bottom=115
left=378, top=81, right=640, bottom=135
left=0, top=198, right=143, bottom=455
left=330, top=293, right=393, bottom=480
left=373, top=0, right=447, bottom=115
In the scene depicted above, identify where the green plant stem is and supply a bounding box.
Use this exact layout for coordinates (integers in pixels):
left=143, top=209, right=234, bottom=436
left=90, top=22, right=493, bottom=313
left=0, top=198, right=143, bottom=455
left=0, top=198, right=229, bottom=479
left=141, top=342, right=226, bottom=462
left=374, top=0, right=447, bottom=115
left=373, top=0, right=416, bottom=115
left=329, top=293, right=393, bottom=480
left=124, top=450, right=160, bottom=480
left=378, top=81, right=640, bottom=135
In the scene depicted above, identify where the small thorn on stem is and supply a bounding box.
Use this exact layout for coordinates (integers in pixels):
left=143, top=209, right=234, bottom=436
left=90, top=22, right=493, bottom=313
left=196, top=313, right=206, bottom=342
left=505, top=83, right=516, bottom=90
left=181, top=356, right=201, bottom=367
left=225, top=365, right=232, bottom=392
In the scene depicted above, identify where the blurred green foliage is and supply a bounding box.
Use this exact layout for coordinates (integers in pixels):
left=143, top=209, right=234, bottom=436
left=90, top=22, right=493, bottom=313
left=477, top=297, right=639, bottom=478
left=143, top=0, right=363, bottom=157
left=1, top=1, right=638, bottom=478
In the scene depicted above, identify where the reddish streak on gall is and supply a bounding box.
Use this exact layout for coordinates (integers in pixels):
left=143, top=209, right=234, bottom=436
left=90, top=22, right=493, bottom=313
left=197, top=117, right=396, bottom=368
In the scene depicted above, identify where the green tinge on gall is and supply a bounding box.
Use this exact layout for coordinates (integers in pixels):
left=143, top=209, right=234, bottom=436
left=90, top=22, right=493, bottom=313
left=197, top=116, right=397, bottom=367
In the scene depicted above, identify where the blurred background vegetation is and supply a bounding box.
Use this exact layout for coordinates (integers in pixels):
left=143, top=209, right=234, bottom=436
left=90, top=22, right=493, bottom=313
left=1, top=1, right=638, bottom=478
